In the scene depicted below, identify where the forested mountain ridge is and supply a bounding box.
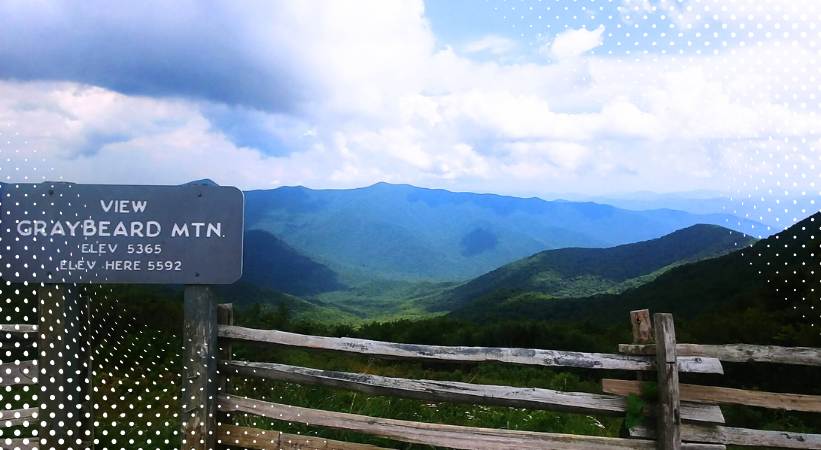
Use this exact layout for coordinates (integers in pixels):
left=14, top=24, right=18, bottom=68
left=244, top=183, right=760, bottom=280
left=433, top=224, right=755, bottom=311
left=450, top=213, right=819, bottom=327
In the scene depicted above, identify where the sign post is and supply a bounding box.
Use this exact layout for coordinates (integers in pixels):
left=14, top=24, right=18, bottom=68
left=1, top=181, right=244, bottom=450
left=37, top=284, right=93, bottom=450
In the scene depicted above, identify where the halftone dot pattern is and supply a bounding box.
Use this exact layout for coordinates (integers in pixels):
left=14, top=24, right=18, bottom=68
left=0, top=127, right=181, bottom=449
left=494, top=0, right=821, bottom=330
left=1, top=2, right=820, bottom=450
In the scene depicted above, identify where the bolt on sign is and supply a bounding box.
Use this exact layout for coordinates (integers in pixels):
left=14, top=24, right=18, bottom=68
left=1, top=182, right=244, bottom=284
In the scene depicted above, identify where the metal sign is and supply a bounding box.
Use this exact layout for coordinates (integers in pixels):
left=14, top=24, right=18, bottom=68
left=0, top=182, right=244, bottom=284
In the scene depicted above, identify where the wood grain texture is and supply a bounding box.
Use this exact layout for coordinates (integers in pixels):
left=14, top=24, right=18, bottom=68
left=218, top=424, right=393, bottom=450
left=222, top=360, right=723, bottom=423
left=218, top=394, right=725, bottom=450
left=619, top=343, right=821, bottom=366
left=182, top=286, right=218, bottom=450
left=218, top=325, right=723, bottom=374
left=654, top=313, right=682, bottom=450
left=602, top=378, right=821, bottom=413
left=0, top=437, right=37, bottom=449
left=631, top=424, right=821, bottom=449
left=631, top=309, right=654, bottom=344
left=217, top=303, right=234, bottom=396
left=0, top=324, right=37, bottom=337
left=0, top=408, right=37, bottom=428
left=0, top=361, right=37, bottom=387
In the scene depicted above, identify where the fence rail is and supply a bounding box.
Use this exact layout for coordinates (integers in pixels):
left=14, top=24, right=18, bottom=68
left=602, top=378, right=821, bottom=413
left=619, top=343, right=821, bottom=366
left=218, top=325, right=723, bottom=374
left=0, top=360, right=37, bottom=387
left=630, top=423, right=821, bottom=449
left=0, top=324, right=40, bottom=450
left=218, top=394, right=724, bottom=450
left=0, top=324, right=37, bottom=334
left=176, top=303, right=821, bottom=450
left=221, top=360, right=724, bottom=422
left=218, top=424, right=393, bottom=450
left=0, top=407, right=37, bottom=428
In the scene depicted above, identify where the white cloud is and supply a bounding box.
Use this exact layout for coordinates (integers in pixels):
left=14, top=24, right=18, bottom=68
left=544, top=25, right=605, bottom=60
left=1, top=1, right=820, bottom=198
left=464, top=35, right=518, bottom=55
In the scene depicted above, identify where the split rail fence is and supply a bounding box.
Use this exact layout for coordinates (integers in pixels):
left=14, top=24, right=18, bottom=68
left=181, top=288, right=821, bottom=450
left=1, top=285, right=93, bottom=450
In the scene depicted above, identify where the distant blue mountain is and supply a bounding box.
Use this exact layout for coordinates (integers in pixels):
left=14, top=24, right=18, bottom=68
left=243, top=182, right=761, bottom=280
left=240, top=230, right=345, bottom=296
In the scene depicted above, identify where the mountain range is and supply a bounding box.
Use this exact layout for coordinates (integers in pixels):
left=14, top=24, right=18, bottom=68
left=432, top=224, right=756, bottom=312
left=449, top=212, right=820, bottom=326
left=230, top=214, right=756, bottom=320
left=244, top=182, right=761, bottom=281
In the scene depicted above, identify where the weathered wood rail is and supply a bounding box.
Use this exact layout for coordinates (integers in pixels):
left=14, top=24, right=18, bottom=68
left=218, top=394, right=724, bottom=450
left=0, top=329, right=38, bottom=450
left=181, top=303, right=821, bottom=450
left=218, top=424, right=393, bottom=450
left=619, top=343, right=821, bottom=366
left=602, top=379, right=821, bottom=413
left=220, top=360, right=724, bottom=422
left=0, top=285, right=94, bottom=450
left=607, top=310, right=821, bottom=450
left=218, top=325, right=724, bottom=374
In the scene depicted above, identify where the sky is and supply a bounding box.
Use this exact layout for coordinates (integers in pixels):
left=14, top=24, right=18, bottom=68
left=0, top=0, right=819, bottom=202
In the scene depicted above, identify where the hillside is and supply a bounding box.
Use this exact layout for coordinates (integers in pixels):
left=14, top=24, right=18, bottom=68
left=240, top=229, right=345, bottom=296
left=450, top=213, right=820, bottom=328
left=214, top=282, right=360, bottom=324
left=244, top=183, right=760, bottom=281
left=433, top=224, right=755, bottom=311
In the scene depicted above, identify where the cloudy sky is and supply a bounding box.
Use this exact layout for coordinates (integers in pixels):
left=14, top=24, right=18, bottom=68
left=0, top=0, right=819, bottom=198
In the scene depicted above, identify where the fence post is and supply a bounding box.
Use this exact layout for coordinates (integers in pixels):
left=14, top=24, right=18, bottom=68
left=630, top=309, right=653, bottom=345
left=216, top=304, right=233, bottom=392
left=215, top=303, right=233, bottom=440
left=653, top=313, right=681, bottom=450
left=631, top=309, right=653, bottom=384
left=38, top=284, right=93, bottom=450
left=182, top=286, right=218, bottom=450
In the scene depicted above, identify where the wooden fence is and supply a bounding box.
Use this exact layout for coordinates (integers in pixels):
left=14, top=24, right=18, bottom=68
left=179, top=288, right=821, bottom=450
left=0, top=285, right=94, bottom=450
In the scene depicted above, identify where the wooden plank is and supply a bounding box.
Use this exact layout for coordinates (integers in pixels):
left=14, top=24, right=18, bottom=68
left=218, top=394, right=724, bottom=450
left=37, top=284, right=92, bottom=449
left=218, top=424, right=393, bottom=450
left=0, top=340, right=35, bottom=351
left=619, top=343, right=821, bottom=367
left=603, top=378, right=821, bottom=413
left=0, top=437, right=37, bottom=450
left=182, top=285, right=218, bottom=450
left=654, top=313, right=681, bottom=450
left=631, top=424, right=821, bottom=449
left=218, top=326, right=723, bottom=374
left=631, top=309, right=653, bottom=383
left=631, top=309, right=654, bottom=344
left=217, top=303, right=234, bottom=395
left=0, top=324, right=37, bottom=338
left=0, top=361, right=37, bottom=387
left=223, top=360, right=723, bottom=423
left=0, top=408, right=37, bottom=428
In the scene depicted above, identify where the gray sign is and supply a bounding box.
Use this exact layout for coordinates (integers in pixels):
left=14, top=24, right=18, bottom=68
left=0, top=182, right=244, bottom=284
